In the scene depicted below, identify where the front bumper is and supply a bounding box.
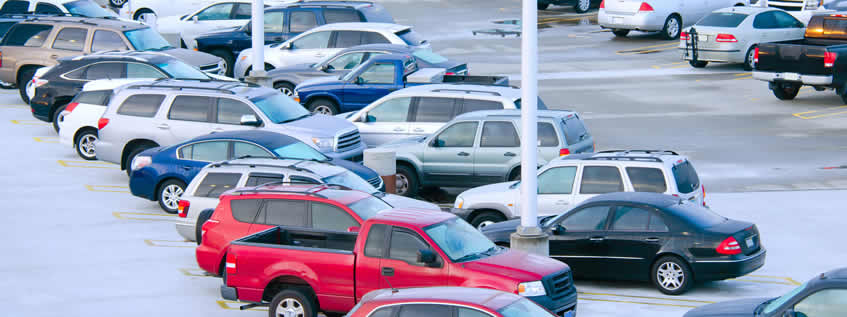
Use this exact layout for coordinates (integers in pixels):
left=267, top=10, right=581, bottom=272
left=323, top=140, right=367, bottom=162
left=528, top=287, right=578, bottom=317
left=598, top=11, right=664, bottom=31
left=175, top=221, right=196, bottom=241
left=753, top=71, right=833, bottom=86
left=692, top=248, right=766, bottom=281
left=129, top=167, right=159, bottom=201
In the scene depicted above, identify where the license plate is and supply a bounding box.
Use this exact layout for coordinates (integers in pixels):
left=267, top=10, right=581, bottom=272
left=613, top=17, right=623, bottom=24
left=698, top=34, right=708, bottom=42
left=746, top=237, right=754, bottom=248
left=782, top=72, right=800, bottom=81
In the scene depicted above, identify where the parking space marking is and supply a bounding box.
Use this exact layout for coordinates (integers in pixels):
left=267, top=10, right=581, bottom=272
left=578, top=291, right=713, bottom=309
left=651, top=62, right=685, bottom=69
left=10, top=119, right=48, bottom=126
left=112, top=211, right=176, bottom=222
left=217, top=300, right=268, bottom=311
left=743, top=274, right=802, bottom=286
left=143, top=239, right=194, bottom=248
left=616, top=43, right=678, bottom=55
left=58, top=160, right=119, bottom=169
left=793, top=105, right=847, bottom=119
left=33, top=136, right=58, bottom=143
left=0, top=105, right=28, bottom=109
left=179, top=268, right=213, bottom=277
left=85, top=185, right=130, bottom=193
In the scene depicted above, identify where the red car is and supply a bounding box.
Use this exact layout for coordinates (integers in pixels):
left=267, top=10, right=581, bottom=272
left=196, top=184, right=395, bottom=276
left=348, top=287, right=558, bottom=317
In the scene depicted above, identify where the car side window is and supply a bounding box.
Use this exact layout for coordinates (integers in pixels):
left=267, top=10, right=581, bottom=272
left=480, top=121, right=519, bottom=147
left=34, top=3, right=62, bottom=14
left=333, top=30, right=363, bottom=48
left=388, top=229, right=432, bottom=265
left=311, top=202, right=358, bottom=232
left=610, top=206, right=650, bottom=231
left=433, top=121, right=478, bottom=147
left=233, top=141, right=272, bottom=159
left=794, top=288, right=847, bottom=317
left=260, top=200, right=308, bottom=227
left=169, top=96, right=213, bottom=122
left=538, top=166, right=577, bottom=195
left=358, top=63, right=395, bottom=84
left=753, top=11, right=779, bottom=29
left=397, top=304, right=454, bottom=317
left=126, top=63, right=165, bottom=79
left=368, top=307, right=394, bottom=317
left=84, top=63, right=125, bottom=80
left=216, top=98, right=256, bottom=125
left=366, top=97, right=411, bottom=122
left=289, top=175, right=320, bottom=184
left=92, top=30, right=129, bottom=52
left=195, top=3, right=233, bottom=21
left=0, top=1, right=29, bottom=14
left=413, top=97, right=456, bottom=122
left=327, top=52, right=366, bottom=70
left=458, top=307, right=493, bottom=317
left=52, top=27, right=87, bottom=51
left=3, top=24, right=52, bottom=47
left=71, top=90, right=111, bottom=106
left=560, top=205, right=611, bottom=231
left=245, top=173, right=284, bottom=187
left=626, top=167, right=667, bottom=193
left=323, top=9, right=361, bottom=23
left=648, top=213, right=669, bottom=232
left=363, top=31, right=391, bottom=44
left=117, top=94, right=165, bottom=117
left=230, top=199, right=262, bottom=223
left=193, top=172, right=241, bottom=197
left=459, top=99, right=501, bottom=114
left=292, top=30, right=331, bottom=49
left=364, top=224, right=388, bottom=257
left=289, top=11, right=317, bottom=33
left=263, top=11, right=285, bottom=33
left=180, top=141, right=229, bottom=162
left=580, top=166, right=624, bottom=194
left=773, top=10, right=804, bottom=28
left=232, top=3, right=251, bottom=19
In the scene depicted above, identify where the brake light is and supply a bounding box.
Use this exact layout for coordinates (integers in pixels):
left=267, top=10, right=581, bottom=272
left=716, top=236, right=742, bottom=255
left=680, top=31, right=689, bottom=41
left=445, top=72, right=455, bottom=76
left=559, top=148, right=570, bottom=156
left=715, top=34, right=737, bottom=43
left=639, top=2, right=654, bottom=11
left=754, top=47, right=759, bottom=64
left=65, top=102, right=79, bottom=113
left=200, top=219, right=219, bottom=239
left=177, top=200, right=190, bottom=218
left=32, top=78, right=48, bottom=88
left=600, top=0, right=605, bottom=8
left=701, top=185, right=706, bottom=206
left=225, top=252, right=237, bottom=275
left=97, top=117, right=109, bottom=130
left=825, top=52, right=837, bottom=68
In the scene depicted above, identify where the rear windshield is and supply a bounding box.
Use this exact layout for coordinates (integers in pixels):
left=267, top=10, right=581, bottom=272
left=562, top=115, right=589, bottom=145
left=249, top=93, right=310, bottom=124
left=345, top=196, right=391, bottom=220
left=0, top=21, right=17, bottom=40
left=411, top=49, right=447, bottom=64
left=359, top=4, right=395, bottom=23
left=156, top=61, right=210, bottom=80
left=72, top=90, right=111, bottom=106
left=672, top=160, right=700, bottom=194
left=697, top=12, right=748, bottom=27
left=670, top=201, right=726, bottom=228
left=395, top=29, right=425, bottom=46
left=64, top=0, right=118, bottom=18
left=513, top=97, right=548, bottom=109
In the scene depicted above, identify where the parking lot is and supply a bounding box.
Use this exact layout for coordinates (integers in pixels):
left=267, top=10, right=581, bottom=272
left=2, top=0, right=847, bottom=316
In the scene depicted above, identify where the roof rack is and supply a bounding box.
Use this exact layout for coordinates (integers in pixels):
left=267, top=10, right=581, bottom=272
left=597, top=150, right=679, bottom=156
left=430, top=88, right=501, bottom=96
left=583, top=156, right=663, bottom=163
left=212, top=161, right=316, bottom=175
left=235, top=187, right=327, bottom=198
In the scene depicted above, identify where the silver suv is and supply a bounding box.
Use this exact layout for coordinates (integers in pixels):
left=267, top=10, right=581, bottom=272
left=453, top=150, right=705, bottom=229
left=95, top=80, right=365, bottom=174
left=175, top=157, right=440, bottom=242
left=376, top=109, right=594, bottom=197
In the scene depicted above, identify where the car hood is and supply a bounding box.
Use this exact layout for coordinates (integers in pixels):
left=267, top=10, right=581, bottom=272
left=297, top=75, right=344, bottom=89
left=160, top=48, right=222, bottom=67
left=269, top=63, right=316, bottom=75
left=464, top=249, right=567, bottom=282
left=683, top=298, right=770, bottom=317
left=330, top=159, right=379, bottom=180
left=379, top=136, right=427, bottom=148
left=461, top=181, right=517, bottom=198
left=197, top=26, right=242, bottom=38
left=382, top=194, right=440, bottom=211
left=269, top=114, right=356, bottom=139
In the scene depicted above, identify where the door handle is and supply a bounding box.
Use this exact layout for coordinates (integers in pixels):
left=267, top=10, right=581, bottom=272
left=50, top=54, right=59, bottom=59
left=157, top=124, right=170, bottom=130
left=381, top=267, right=394, bottom=276
left=182, top=166, right=192, bottom=171
left=645, top=237, right=660, bottom=242
left=315, top=53, right=325, bottom=57
left=413, top=128, right=424, bottom=132
left=589, top=236, right=605, bottom=242
left=457, top=152, right=470, bottom=157
left=393, top=127, right=405, bottom=132
left=555, top=200, right=568, bottom=205
left=504, top=152, right=516, bottom=157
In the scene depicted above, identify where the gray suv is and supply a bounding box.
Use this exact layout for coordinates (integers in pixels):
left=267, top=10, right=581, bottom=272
left=96, top=80, right=365, bottom=174
left=377, top=109, right=594, bottom=197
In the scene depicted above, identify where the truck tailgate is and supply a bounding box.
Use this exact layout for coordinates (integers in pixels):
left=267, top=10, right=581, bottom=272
left=757, top=42, right=830, bottom=75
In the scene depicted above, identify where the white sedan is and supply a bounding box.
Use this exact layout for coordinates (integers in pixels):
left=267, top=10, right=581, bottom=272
left=679, top=6, right=806, bottom=70
left=155, top=0, right=252, bottom=48
left=599, top=0, right=750, bottom=39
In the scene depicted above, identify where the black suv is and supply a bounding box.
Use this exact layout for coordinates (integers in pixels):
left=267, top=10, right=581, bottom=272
left=192, top=1, right=393, bottom=77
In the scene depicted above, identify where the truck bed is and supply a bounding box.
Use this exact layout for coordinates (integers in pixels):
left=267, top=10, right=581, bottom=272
left=235, top=226, right=357, bottom=252
left=757, top=39, right=847, bottom=75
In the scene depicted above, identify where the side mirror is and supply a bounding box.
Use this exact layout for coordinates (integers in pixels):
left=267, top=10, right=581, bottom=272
left=282, top=42, right=292, bottom=50
left=192, top=15, right=198, bottom=23
left=346, top=226, right=360, bottom=233
left=355, top=76, right=364, bottom=85
left=417, top=249, right=437, bottom=266
left=365, top=114, right=376, bottom=123
left=244, top=22, right=252, bottom=35
left=240, top=114, right=262, bottom=127
left=430, top=138, right=443, bottom=148
left=552, top=224, right=567, bottom=235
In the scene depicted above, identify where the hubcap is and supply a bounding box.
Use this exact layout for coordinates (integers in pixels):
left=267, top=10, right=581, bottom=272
left=657, top=262, right=684, bottom=290
left=25, top=80, right=35, bottom=101
left=395, top=173, right=409, bottom=195
left=275, top=298, right=305, bottom=317
left=111, top=0, right=127, bottom=5
left=667, top=18, right=679, bottom=38
left=312, top=105, right=333, bottom=115
left=78, top=134, right=97, bottom=158
left=476, top=220, right=495, bottom=230
left=579, top=0, right=590, bottom=11
left=279, top=87, right=293, bottom=96
left=161, top=184, right=184, bottom=210
left=748, top=49, right=756, bottom=68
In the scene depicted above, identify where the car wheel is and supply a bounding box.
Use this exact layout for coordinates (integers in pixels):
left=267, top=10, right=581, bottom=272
left=133, top=8, right=155, bottom=21
left=772, top=84, right=800, bottom=100
left=652, top=256, right=692, bottom=295
left=158, top=179, right=186, bottom=214
left=538, top=3, right=550, bottom=10
left=18, top=67, right=38, bottom=104
left=51, top=104, right=67, bottom=133
left=74, top=129, right=98, bottom=160
left=307, top=99, right=338, bottom=115
left=612, top=29, right=630, bottom=37
left=195, top=209, right=213, bottom=245
left=574, top=0, right=591, bottom=13
left=508, top=168, right=521, bottom=181
left=743, top=45, right=757, bottom=71
left=689, top=60, right=708, bottom=68
left=125, top=146, right=152, bottom=176
left=269, top=289, right=317, bottom=317
left=395, top=165, right=419, bottom=197
left=274, top=82, right=295, bottom=96
left=471, top=211, right=507, bottom=230
left=661, top=15, right=682, bottom=40
left=109, top=0, right=127, bottom=8
left=210, top=49, right=234, bottom=77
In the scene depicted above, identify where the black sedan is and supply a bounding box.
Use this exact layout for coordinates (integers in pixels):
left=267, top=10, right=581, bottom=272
left=482, top=192, right=766, bottom=295
left=685, top=267, right=847, bottom=316
left=267, top=43, right=467, bottom=96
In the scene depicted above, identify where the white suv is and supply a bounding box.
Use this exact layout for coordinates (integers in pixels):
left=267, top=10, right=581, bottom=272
left=175, top=157, right=440, bottom=242
left=453, top=150, right=705, bottom=229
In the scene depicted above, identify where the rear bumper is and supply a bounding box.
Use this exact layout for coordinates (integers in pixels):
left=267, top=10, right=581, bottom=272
left=129, top=167, right=159, bottom=201
left=753, top=71, right=833, bottom=86
left=692, top=248, right=766, bottom=281
left=94, top=139, right=121, bottom=166
left=598, top=10, right=664, bottom=31
left=221, top=284, right=238, bottom=301
left=679, top=48, right=743, bottom=63
left=175, top=220, right=196, bottom=241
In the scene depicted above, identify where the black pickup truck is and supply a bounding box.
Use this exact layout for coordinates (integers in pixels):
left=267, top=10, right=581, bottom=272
left=754, top=13, right=847, bottom=102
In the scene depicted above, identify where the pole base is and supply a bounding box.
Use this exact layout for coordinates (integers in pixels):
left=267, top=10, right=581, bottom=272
left=509, top=226, right=549, bottom=256
left=245, top=70, right=272, bottom=88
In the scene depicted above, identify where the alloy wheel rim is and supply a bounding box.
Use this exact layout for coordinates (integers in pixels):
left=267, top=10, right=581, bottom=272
left=162, top=184, right=184, bottom=210
left=312, top=105, right=333, bottom=115
left=667, top=18, right=679, bottom=38
left=748, top=49, right=756, bottom=69
left=395, top=174, right=409, bottom=195
left=657, top=262, right=684, bottom=290
left=579, top=0, right=590, bottom=11
left=276, top=298, right=304, bottom=317
left=111, top=0, right=127, bottom=5
left=25, top=80, right=35, bottom=100
left=280, top=87, right=293, bottom=96
left=78, top=135, right=97, bottom=158
left=477, top=220, right=495, bottom=230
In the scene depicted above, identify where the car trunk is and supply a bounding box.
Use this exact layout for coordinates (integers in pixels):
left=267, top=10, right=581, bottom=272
left=686, top=26, right=735, bottom=51
left=604, top=0, right=643, bottom=15
left=708, top=221, right=761, bottom=256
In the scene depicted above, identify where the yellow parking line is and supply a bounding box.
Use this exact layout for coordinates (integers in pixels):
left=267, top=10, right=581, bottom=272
left=10, top=119, right=47, bottom=125
left=33, top=136, right=58, bottom=143
left=580, top=297, right=699, bottom=308
left=57, top=160, right=119, bottom=169
left=85, top=184, right=130, bottom=193
left=217, top=300, right=267, bottom=311
left=144, top=239, right=194, bottom=248
left=578, top=291, right=715, bottom=304
left=793, top=105, right=847, bottom=119
left=651, top=62, right=685, bottom=69
left=112, top=211, right=176, bottom=222
left=746, top=275, right=803, bottom=285
left=732, top=75, right=753, bottom=80
left=734, top=72, right=752, bottom=77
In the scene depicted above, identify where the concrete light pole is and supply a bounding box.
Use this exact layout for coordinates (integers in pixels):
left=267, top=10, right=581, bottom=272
left=509, top=0, right=549, bottom=256
left=246, top=0, right=271, bottom=86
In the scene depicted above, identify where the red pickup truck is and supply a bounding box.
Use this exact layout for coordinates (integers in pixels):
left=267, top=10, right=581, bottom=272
left=221, top=209, right=577, bottom=317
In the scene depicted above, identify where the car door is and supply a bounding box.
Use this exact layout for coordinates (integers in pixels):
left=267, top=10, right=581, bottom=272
left=116, top=93, right=169, bottom=143
left=50, top=27, right=90, bottom=60
left=354, top=223, right=388, bottom=301
left=176, top=140, right=230, bottom=177
left=163, top=95, right=216, bottom=144
left=408, top=97, right=459, bottom=137
left=319, top=51, right=369, bottom=77
left=548, top=204, right=613, bottom=279
left=537, top=165, right=578, bottom=216
left=378, top=227, right=448, bottom=290
left=603, top=204, right=669, bottom=280
left=284, top=30, right=333, bottom=67
left=421, top=121, right=479, bottom=186
left=182, top=2, right=237, bottom=38
left=342, top=62, right=398, bottom=111
left=573, top=165, right=626, bottom=204
left=355, top=96, right=413, bottom=146
left=473, top=121, right=521, bottom=185
left=790, top=288, right=847, bottom=317
left=212, top=97, right=259, bottom=133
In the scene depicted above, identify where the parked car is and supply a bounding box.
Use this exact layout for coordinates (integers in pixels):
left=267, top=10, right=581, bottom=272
left=115, top=0, right=228, bottom=20
left=347, top=287, right=559, bottom=317
left=680, top=7, right=805, bottom=70
left=294, top=54, right=507, bottom=115
left=0, top=0, right=118, bottom=18
left=684, top=267, right=847, bottom=316
left=234, top=22, right=427, bottom=80
left=453, top=150, right=704, bottom=229
left=268, top=43, right=467, bottom=96
left=175, top=157, right=440, bottom=241
left=94, top=79, right=366, bottom=175
left=0, top=16, right=224, bottom=104
left=192, top=1, right=394, bottom=76
left=538, top=0, right=600, bottom=13
left=753, top=13, right=847, bottom=102
left=761, top=0, right=834, bottom=24
left=377, top=110, right=594, bottom=197
left=599, top=0, right=750, bottom=39
left=482, top=192, right=766, bottom=295
left=340, top=84, right=547, bottom=147
left=218, top=204, right=578, bottom=316
left=154, top=0, right=254, bottom=49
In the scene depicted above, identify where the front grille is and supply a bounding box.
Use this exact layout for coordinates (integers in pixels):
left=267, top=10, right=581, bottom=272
left=335, top=129, right=361, bottom=152
left=768, top=0, right=807, bottom=10
left=544, top=270, right=574, bottom=300
left=199, top=64, right=222, bottom=74
left=368, top=176, right=384, bottom=190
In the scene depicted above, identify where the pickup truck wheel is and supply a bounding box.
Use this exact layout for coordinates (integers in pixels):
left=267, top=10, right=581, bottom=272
left=743, top=45, right=757, bottom=71
left=537, top=3, right=550, bottom=10
left=195, top=209, right=214, bottom=244
left=471, top=211, right=507, bottom=230
left=274, top=82, right=295, bottom=96
left=689, top=60, right=708, bottom=68
left=612, top=29, right=630, bottom=37
left=307, top=99, right=338, bottom=115
left=269, top=289, right=317, bottom=317
left=661, top=15, right=681, bottom=40
left=158, top=179, right=186, bottom=214
left=772, top=84, right=800, bottom=100
left=395, top=165, right=419, bottom=197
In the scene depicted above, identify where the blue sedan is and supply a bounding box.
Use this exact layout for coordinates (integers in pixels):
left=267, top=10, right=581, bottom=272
left=129, top=130, right=382, bottom=213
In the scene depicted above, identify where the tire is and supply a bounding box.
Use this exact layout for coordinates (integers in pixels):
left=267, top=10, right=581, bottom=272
left=772, top=84, right=800, bottom=100
left=210, top=49, right=234, bottom=77
left=51, top=104, right=66, bottom=133
left=395, top=164, right=419, bottom=197
left=133, top=9, right=155, bottom=21
left=125, top=145, right=153, bottom=176
left=538, top=3, right=550, bottom=10
left=470, top=211, right=507, bottom=230
left=274, top=82, right=295, bottom=96
left=268, top=289, right=317, bottom=317
left=612, top=29, right=630, bottom=37
left=508, top=168, right=521, bottom=181
left=180, top=39, right=187, bottom=49
left=574, top=0, right=591, bottom=13
left=689, top=60, right=708, bottom=68
left=195, top=209, right=213, bottom=245
left=652, top=256, right=693, bottom=295
left=661, top=15, right=682, bottom=40
left=17, top=67, right=38, bottom=104
left=743, top=45, right=757, bottom=71
left=109, top=0, right=127, bottom=8
left=74, top=129, right=98, bottom=160
left=158, top=179, right=187, bottom=214
left=307, top=99, right=338, bottom=115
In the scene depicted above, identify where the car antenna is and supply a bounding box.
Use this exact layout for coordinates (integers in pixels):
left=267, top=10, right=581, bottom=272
left=383, top=277, right=399, bottom=294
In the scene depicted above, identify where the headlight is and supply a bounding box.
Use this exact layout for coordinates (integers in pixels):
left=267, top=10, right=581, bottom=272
left=454, top=197, right=464, bottom=209
left=311, top=137, right=334, bottom=151
left=517, top=281, right=546, bottom=297
left=130, top=155, right=152, bottom=171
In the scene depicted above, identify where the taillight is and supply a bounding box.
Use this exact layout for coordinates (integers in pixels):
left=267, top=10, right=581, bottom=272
left=177, top=200, right=190, bottom=218
left=600, top=0, right=605, bottom=8
left=0, top=51, right=3, bottom=68
left=754, top=47, right=759, bottom=64
left=445, top=72, right=455, bottom=76
left=715, top=34, right=738, bottom=43
left=825, top=52, right=837, bottom=68
left=32, top=78, right=48, bottom=88
left=201, top=219, right=219, bottom=239
left=65, top=102, right=79, bottom=113
left=701, top=185, right=706, bottom=206
left=716, top=236, right=742, bottom=255
left=226, top=252, right=237, bottom=275
left=559, top=148, right=571, bottom=156
left=639, top=2, right=654, bottom=11
left=680, top=31, right=689, bottom=41
left=97, top=118, right=109, bottom=130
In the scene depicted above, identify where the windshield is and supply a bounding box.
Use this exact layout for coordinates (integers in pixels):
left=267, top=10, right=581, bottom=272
left=64, top=0, right=118, bottom=18
left=124, top=28, right=172, bottom=51
left=157, top=61, right=209, bottom=80
left=323, top=171, right=378, bottom=193
left=396, top=29, right=426, bottom=46
left=412, top=49, right=447, bottom=64
left=514, top=97, right=548, bottom=110
left=425, top=218, right=496, bottom=262
left=346, top=196, right=392, bottom=220
left=499, top=298, right=556, bottom=317
left=762, top=282, right=808, bottom=314
left=273, top=142, right=328, bottom=161
left=697, top=12, right=748, bottom=27
left=250, top=93, right=310, bottom=124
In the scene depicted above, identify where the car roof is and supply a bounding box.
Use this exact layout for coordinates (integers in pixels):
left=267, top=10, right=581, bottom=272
left=232, top=183, right=372, bottom=205
left=394, top=84, right=522, bottom=100
left=271, top=0, right=378, bottom=9
left=364, top=287, right=521, bottom=311
left=338, top=43, right=410, bottom=54
left=453, top=109, right=576, bottom=120
left=66, top=50, right=175, bottom=63
left=117, top=79, right=273, bottom=99
left=203, top=157, right=347, bottom=179
left=821, top=267, right=847, bottom=280
left=369, top=209, right=455, bottom=228
left=21, top=16, right=146, bottom=30
left=308, top=22, right=408, bottom=32
left=714, top=6, right=779, bottom=14
left=581, top=192, right=682, bottom=208
left=557, top=150, right=685, bottom=164
left=185, top=130, right=299, bottom=149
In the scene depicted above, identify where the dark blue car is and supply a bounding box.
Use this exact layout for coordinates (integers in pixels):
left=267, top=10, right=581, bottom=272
left=129, top=130, right=381, bottom=213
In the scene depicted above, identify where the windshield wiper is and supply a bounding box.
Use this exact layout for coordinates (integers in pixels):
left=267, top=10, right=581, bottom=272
left=453, top=253, right=482, bottom=263
left=754, top=298, right=776, bottom=316
left=481, top=246, right=499, bottom=256
left=279, top=114, right=311, bottom=124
